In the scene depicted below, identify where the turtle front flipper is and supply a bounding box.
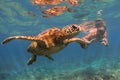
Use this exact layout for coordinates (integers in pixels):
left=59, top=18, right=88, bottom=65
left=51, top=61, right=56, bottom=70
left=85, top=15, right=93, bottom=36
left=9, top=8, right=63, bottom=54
left=101, top=32, right=108, bottom=46
left=2, top=36, right=45, bottom=44
left=64, top=37, right=88, bottom=48
left=27, top=55, right=37, bottom=65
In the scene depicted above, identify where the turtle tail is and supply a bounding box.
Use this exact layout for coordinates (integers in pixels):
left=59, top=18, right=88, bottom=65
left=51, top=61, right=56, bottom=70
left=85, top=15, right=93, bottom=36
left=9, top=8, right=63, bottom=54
left=1, top=36, right=41, bottom=44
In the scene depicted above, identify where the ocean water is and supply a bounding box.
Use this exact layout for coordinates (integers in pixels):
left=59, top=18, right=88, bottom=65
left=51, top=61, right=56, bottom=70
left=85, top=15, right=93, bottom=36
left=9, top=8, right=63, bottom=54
left=0, top=0, right=120, bottom=80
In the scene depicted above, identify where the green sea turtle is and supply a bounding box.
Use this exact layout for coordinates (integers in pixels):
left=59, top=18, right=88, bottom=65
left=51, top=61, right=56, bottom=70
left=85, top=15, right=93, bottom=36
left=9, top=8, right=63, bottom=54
left=2, top=24, right=86, bottom=65
left=1, top=19, right=108, bottom=65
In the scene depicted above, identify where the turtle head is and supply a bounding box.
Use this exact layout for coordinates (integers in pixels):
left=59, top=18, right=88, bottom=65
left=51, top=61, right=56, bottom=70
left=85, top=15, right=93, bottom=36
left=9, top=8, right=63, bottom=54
left=61, top=24, right=82, bottom=36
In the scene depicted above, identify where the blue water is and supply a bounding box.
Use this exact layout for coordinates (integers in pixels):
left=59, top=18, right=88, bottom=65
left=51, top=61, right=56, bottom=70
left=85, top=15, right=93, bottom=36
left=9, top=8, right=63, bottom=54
left=0, top=0, right=120, bottom=80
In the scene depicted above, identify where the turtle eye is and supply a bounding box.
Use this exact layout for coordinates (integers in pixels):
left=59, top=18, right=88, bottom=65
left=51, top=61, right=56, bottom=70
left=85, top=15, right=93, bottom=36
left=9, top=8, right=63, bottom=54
left=72, top=25, right=77, bottom=30
left=71, top=25, right=79, bottom=31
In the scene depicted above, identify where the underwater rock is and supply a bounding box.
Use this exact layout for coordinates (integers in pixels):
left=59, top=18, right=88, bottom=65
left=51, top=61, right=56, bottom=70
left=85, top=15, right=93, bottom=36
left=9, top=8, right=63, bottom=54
left=0, top=72, right=11, bottom=80
left=42, top=6, right=73, bottom=18
left=31, top=0, right=79, bottom=6
left=2, top=59, right=119, bottom=80
left=31, top=0, right=79, bottom=17
left=90, top=73, right=116, bottom=80
left=65, top=0, right=79, bottom=6
left=32, top=0, right=64, bottom=5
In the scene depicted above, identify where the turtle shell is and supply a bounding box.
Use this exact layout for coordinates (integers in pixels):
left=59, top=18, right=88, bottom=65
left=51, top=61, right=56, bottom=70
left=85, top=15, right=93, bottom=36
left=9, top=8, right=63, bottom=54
left=27, top=27, right=66, bottom=55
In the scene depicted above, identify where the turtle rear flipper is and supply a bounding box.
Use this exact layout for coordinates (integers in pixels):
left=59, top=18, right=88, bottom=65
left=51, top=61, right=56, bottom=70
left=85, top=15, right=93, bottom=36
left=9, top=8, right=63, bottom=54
left=2, top=36, right=45, bottom=44
left=45, top=55, right=54, bottom=61
left=27, top=55, right=37, bottom=65
left=64, top=37, right=88, bottom=49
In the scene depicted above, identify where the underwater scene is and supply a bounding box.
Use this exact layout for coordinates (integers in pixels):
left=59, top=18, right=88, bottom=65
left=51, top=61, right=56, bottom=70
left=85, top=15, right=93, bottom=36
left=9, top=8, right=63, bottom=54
left=0, top=0, right=120, bottom=80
